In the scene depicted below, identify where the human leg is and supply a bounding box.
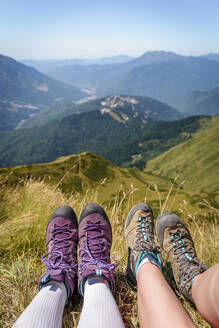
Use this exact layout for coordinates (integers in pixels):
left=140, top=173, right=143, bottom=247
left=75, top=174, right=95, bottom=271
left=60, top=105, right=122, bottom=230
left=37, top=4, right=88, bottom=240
left=13, top=206, right=78, bottom=328
left=192, top=264, right=219, bottom=328
left=125, top=203, right=196, bottom=328
left=77, top=203, right=125, bottom=328
left=137, top=263, right=196, bottom=328
left=12, top=281, right=67, bottom=328
left=78, top=277, right=124, bottom=328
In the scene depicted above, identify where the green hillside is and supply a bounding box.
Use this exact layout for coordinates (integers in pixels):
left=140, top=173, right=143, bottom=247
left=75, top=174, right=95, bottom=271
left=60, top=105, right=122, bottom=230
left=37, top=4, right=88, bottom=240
left=171, top=87, right=219, bottom=116
left=0, top=150, right=217, bottom=220
left=146, top=116, right=219, bottom=191
left=0, top=152, right=170, bottom=205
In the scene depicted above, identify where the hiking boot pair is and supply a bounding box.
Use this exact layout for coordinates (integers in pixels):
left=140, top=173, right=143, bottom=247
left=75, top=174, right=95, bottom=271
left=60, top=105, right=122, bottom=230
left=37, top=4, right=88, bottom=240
left=124, top=203, right=207, bottom=302
left=39, top=204, right=115, bottom=303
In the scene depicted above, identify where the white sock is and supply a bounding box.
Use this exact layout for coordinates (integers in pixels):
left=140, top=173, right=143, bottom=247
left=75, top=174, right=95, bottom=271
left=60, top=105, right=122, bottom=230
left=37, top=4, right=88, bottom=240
left=12, top=281, right=67, bottom=328
left=78, top=277, right=125, bottom=328
left=136, top=255, right=162, bottom=277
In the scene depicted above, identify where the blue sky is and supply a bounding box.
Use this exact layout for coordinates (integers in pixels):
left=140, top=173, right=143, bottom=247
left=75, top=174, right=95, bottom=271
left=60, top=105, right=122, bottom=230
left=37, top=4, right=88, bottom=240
left=0, top=0, right=218, bottom=59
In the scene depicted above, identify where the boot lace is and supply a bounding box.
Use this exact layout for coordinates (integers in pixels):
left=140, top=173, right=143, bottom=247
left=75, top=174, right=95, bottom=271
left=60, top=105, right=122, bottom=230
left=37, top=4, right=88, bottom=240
left=41, top=223, right=77, bottom=273
left=79, top=221, right=115, bottom=274
left=170, top=230, right=207, bottom=286
left=134, top=216, right=160, bottom=254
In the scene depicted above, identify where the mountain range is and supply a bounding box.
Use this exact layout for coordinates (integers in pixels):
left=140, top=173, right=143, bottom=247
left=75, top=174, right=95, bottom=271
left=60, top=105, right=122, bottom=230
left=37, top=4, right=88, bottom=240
left=0, top=54, right=86, bottom=130
left=46, top=51, right=185, bottom=88
left=21, top=55, right=133, bottom=74
left=38, top=51, right=219, bottom=111
left=97, top=56, right=219, bottom=106
left=1, top=51, right=219, bottom=132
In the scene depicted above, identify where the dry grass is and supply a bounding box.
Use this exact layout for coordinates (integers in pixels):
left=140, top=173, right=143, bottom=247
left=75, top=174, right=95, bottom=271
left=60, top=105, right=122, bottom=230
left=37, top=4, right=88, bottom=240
left=0, top=179, right=218, bottom=327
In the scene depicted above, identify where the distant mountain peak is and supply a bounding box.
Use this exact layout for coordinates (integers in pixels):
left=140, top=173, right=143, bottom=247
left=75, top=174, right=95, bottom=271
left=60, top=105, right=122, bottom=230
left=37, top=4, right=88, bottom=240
left=141, top=50, right=178, bottom=56
left=138, top=50, right=183, bottom=61
left=123, top=50, right=186, bottom=73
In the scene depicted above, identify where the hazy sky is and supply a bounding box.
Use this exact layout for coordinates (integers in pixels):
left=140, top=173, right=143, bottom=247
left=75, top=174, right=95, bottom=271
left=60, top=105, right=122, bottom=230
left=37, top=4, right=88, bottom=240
left=0, top=0, right=218, bottom=60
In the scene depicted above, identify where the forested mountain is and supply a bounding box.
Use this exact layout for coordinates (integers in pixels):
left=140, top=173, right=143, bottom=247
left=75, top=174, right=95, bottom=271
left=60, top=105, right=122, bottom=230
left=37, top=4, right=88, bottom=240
left=97, top=57, right=219, bottom=106
left=0, top=100, right=32, bottom=131
left=171, top=87, right=219, bottom=116
left=23, top=95, right=181, bottom=128
left=0, top=54, right=85, bottom=104
left=0, top=54, right=86, bottom=131
left=0, top=112, right=209, bottom=169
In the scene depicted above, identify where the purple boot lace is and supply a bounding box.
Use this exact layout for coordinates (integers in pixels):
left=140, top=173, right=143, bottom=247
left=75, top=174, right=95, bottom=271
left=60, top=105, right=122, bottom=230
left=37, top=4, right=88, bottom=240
left=41, top=223, right=77, bottom=273
left=79, top=222, right=115, bottom=273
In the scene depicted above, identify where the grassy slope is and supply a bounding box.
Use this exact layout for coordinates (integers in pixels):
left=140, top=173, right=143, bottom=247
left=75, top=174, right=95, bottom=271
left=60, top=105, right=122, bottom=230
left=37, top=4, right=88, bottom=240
left=0, top=152, right=169, bottom=204
left=146, top=116, right=219, bottom=191
left=0, top=181, right=218, bottom=328
left=0, top=152, right=218, bottom=327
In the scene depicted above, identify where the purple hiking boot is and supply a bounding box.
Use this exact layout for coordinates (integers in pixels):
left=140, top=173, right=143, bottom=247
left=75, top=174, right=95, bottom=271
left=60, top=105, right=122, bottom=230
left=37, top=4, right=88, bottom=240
left=78, top=203, right=115, bottom=296
left=39, top=206, right=78, bottom=303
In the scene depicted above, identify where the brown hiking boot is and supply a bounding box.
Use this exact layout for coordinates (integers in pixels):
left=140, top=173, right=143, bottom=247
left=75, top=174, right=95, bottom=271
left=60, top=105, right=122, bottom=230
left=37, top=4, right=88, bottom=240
left=124, top=203, right=162, bottom=284
left=155, top=212, right=208, bottom=302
